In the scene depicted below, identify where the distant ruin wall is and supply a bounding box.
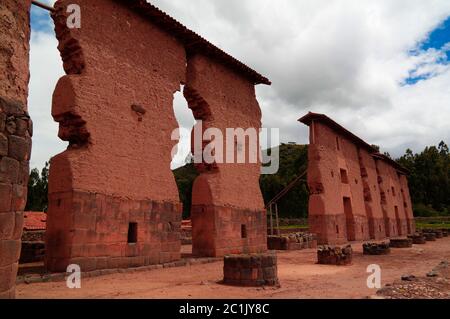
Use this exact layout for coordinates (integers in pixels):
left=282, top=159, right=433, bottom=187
left=0, top=0, right=32, bottom=299
left=46, top=0, right=186, bottom=272
left=186, top=54, right=267, bottom=257
left=301, top=114, right=415, bottom=245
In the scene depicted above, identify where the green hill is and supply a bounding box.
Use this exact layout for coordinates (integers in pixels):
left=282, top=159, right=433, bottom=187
left=173, top=143, right=309, bottom=219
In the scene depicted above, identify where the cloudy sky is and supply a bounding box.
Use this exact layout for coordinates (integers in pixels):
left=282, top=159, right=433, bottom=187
left=29, top=0, right=450, bottom=170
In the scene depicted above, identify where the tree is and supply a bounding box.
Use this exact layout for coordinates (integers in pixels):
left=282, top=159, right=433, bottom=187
left=397, top=141, right=450, bottom=215
left=25, top=162, right=49, bottom=212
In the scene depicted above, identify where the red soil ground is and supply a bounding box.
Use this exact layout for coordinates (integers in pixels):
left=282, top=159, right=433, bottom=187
left=17, top=238, right=450, bottom=299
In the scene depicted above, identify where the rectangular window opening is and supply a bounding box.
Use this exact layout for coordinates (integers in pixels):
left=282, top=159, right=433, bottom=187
left=241, top=224, right=247, bottom=239
left=340, top=169, right=349, bottom=184
left=128, top=222, right=138, bottom=244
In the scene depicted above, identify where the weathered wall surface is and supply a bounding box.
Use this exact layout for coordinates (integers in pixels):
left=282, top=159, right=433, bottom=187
left=46, top=0, right=185, bottom=272
left=185, top=54, right=267, bottom=257
left=399, top=174, right=416, bottom=234
left=358, top=149, right=386, bottom=240
left=0, top=0, right=32, bottom=298
left=303, top=114, right=415, bottom=244
left=307, top=122, right=370, bottom=244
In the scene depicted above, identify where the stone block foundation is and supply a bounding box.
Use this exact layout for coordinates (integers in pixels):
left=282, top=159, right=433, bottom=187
left=45, top=191, right=182, bottom=272
left=389, top=238, right=413, bottom=248
left=223, top=252, right=279, bottom=287
left=317, top=245, right=353, bottom=265
left=408, top=234, right=426, bottom=245
left=191, top=205, right=266, bottom=258
left=363, top=242, right=390, bottom=255
left=267, top=233, right=317, bottom=251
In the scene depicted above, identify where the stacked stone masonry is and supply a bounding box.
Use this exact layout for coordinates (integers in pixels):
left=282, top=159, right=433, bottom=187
left=267, top=233, right=317, bottom=251
left=389, top=238, right=413, bottom=248
left=363, top=242, right=390, bottom=255
left=299, top=113, right=416, bottom=245
left=317, top=245, right=353, bottom=266
left=408, top=233, right=426, bottom=245
left=42, top=0, right=270, bottom=272
left=223, top=252, right=279, bottom=287
left=0, top=0, right=270, bottom=296
left=0, top=0, right=32, bottom=299
left=186, top=51, right=267, bottom=257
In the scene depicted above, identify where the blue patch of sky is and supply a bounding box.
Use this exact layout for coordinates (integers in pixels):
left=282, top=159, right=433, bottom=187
left=404, top=16, right=450, bottom=85
left=31, top=5, right=54, bottom=34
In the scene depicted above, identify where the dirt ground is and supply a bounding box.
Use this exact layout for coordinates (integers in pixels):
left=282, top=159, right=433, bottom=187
left=17, top=237, right=450, bottom=299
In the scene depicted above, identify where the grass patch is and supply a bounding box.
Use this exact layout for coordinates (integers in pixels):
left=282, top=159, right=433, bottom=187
left=416, top=222, right=450, bottom=230
left=277, top=224, right=309, bottom=230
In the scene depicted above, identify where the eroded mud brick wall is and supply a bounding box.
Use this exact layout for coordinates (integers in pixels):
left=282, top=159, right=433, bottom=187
left=374, top=157, right=415, bottom=237
left=0, top=0, right=32, bottom=298
left=300, top=113, right=415, bottom=245
left=46, top=0, right=185, bottom=272
left=185, top=54, right=267, bottom=257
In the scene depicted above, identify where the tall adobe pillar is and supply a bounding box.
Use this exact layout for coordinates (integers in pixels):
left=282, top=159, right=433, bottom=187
left=185, top=54, right=267, bottom=257
left=46, top=0, right=186, bottom=272
left=0, top=0, right=32, bottom=299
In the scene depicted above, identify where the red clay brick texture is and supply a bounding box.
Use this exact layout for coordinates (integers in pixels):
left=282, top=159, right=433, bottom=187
left=0, top=0, right=32, bottom=299
left=186, top=54, right=267, bottom=257
left=46, top=0, right=186, bottom=272
left=300, top=113, right=415, bottom=245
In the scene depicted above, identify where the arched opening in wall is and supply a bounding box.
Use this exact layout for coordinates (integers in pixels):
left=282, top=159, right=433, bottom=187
left=171, top=85, right=196, bottom=256
left=19, top=5, right=67, bottom=270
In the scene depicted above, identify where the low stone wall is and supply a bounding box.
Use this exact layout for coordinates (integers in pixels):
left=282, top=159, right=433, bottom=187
left=223, top=252, right=279, bottom=287
left=317, top=245, right=352, bottom=266
left=389, top=238, right=413, bottom=248
left=363, top=242, right=390, bottom=255
left=267, top=233, right=317, bottom=251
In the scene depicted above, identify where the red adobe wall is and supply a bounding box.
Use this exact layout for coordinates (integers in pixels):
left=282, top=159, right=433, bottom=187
left=307, top=122, right=370, bottom=244
left=0, top=0, right=32, bottom=298
left=399, top=174, right=416, bottom=234
left=358, top=149, right=386, bottom=240
left=375, top=159, right=413, bottom=237
left=185, top=54, right=267, bottom=257
left=46, top=0, right=185, bottom=272
left=301, top=113, right=415, bottom=244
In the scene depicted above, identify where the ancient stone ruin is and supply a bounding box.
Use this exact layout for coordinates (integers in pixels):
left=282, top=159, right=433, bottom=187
left=363, top=242, right=391, bottom=255
left=408, top=233, right=426, bottom=245
left=317, top=245, right=353, bottom=266
left=299, top=112, right=416, bottom=245
left=223, top=252, right=279, bottom=287
left=0, top=0, right=32, bottom=298
left=0, top=0, right=270, bottom=297
left=389, top=238, right=413, bottom=248
left=267, top=232, right=317, bottom=251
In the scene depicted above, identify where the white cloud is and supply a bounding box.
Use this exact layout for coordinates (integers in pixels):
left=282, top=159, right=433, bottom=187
left=28, top=30, right=67, bottom=170
left=150, top=0, right=450, bottom=156
left=28, top=0, right=450, bottom=171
